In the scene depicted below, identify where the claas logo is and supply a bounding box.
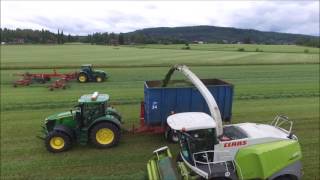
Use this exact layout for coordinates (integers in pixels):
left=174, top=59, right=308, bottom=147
left=224, top=141, right=247, bottom=148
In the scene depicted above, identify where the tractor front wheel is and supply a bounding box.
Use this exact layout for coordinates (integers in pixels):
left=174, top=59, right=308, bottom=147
left=90, top=123, right=120, bottom=148
left=77, top=73, right=88, bottom=83
left=45, top=131, right=72, bottom=153
left=96, top=76, right=103, bottom=83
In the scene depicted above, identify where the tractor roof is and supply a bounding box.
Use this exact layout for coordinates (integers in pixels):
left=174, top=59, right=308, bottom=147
left=81, top=64, right=92, bottom=67
left=167, top=112, right=216, bottom=131
left=78, top=93, right=109, bottom=103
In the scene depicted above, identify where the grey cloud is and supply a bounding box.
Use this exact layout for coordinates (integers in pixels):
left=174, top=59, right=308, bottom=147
left=11, top=12, right=147, bottom=35
left=2, top=1, right=319, bottom=36
left=145, top=4, right=157, bottom=10
left=227, top=1, right=319, bottom=36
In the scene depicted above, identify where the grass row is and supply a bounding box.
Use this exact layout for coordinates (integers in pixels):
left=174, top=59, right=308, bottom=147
left=1, top=44, right=319, bottom=179
left=1, top=97, right=319, bottom=179
left=2, top=65, right=318, bottom=109
left=1, top=45, right=319, bottom=69
left=128, top=44, right=320, bottom=54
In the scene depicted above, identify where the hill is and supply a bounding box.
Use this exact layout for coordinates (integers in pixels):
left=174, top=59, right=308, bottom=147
left=126, top=25, right=318, bottom=45
left=1, top=26, right=319, bottom=47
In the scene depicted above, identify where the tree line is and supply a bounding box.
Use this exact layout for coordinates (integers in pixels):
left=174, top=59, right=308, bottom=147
left=0, top=28, right=319, bottom=48
left=0, top=28, right=125, bottom=45
left=0, top=28, right=151, bottom=45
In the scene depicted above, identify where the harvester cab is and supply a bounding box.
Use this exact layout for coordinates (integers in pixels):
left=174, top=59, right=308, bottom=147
left=77, top=64, right=108, bottom=83
left=41, top=92, right=122, bottom=153
left=147, top=65, right=302, bottom=180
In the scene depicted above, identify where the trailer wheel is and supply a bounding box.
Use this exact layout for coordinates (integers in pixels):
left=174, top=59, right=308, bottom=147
left=39, top=79, right=46, bottom=84
left=90, top=122, right=121, bottom=148
left=45, top=131, right=72, bottom=153
left=77, top=73, right=88, bottom=83
left=165, top=127, right=179, bottom=143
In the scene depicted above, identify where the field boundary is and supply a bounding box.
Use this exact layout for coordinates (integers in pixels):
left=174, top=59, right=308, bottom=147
left=1, top=62, right=319, bottom=70
left=128, top=45, right=320, bottom=54
left=2, top=92, right=319, bottom=111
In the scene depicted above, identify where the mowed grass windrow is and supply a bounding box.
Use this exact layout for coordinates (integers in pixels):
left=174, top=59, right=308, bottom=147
left=1, top=44, right=319, bottom=179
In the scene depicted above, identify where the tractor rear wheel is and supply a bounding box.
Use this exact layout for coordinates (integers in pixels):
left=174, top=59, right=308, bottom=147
left=90, top=123, right=121, bottom=148
left=96, top=76, right=103, bottom=83
left=77, top=73, right=88, bottom=83
left=45, top=131, right=72, bottom=153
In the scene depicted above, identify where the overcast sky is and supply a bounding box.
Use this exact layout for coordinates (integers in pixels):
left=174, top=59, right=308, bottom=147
left=1, top=1, right=319, bottom=36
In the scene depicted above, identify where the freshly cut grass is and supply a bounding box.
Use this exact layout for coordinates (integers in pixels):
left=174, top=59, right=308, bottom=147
left=1, top=45, right=319, bottom=69
left=0, top=44, right=319, bottom=179
left=1, top=98, right=318, bottom=179
left=130, top=43, right=320, bottom=54
left=2, top=64, right=318, bottom=111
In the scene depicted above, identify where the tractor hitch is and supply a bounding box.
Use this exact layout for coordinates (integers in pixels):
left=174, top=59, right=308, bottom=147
left=37, top=125, right=48, bottom=140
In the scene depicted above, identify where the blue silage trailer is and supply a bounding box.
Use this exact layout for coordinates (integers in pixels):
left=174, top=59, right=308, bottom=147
left=142, top=79, right=234, bottom=127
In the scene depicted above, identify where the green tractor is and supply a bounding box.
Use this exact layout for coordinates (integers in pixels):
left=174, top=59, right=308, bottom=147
left=41, top=92, right=122, bottom=153
left=77, top=64, right=108, bottom=83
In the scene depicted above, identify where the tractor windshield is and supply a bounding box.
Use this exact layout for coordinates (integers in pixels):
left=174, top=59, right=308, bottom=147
left=81, top=65, right=92, bottom=72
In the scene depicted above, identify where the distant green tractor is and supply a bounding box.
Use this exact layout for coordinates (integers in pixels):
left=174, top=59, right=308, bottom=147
left=41, top=92, right=122, bottom=153
left=77, top=64, right=108, bottom=83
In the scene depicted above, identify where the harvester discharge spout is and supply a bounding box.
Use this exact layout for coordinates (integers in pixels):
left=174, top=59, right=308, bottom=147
left=162, top=64, right=223, bottom=137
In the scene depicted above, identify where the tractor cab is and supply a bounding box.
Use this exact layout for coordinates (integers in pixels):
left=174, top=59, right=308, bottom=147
left=167, top=112, right=236, bottom=179
left=74, top=92, right=108, bottom=127
left=81, top=64, right=93, bottom=73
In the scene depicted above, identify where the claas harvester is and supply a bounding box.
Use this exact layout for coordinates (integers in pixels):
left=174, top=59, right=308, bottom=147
left=40, top=92, right=122, bottom=153
left=147, top=65, right=302, bottom=180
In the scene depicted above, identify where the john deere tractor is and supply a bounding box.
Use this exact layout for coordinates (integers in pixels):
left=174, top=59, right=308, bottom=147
left=41, top=92, right=122, bottom=153
left=77, top=64, right=108, bottom=83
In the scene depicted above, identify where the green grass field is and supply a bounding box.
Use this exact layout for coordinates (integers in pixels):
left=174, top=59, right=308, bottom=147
left=1, top=44, right=319, bottom=69
left=128, top=44, right=320, bottom=54
left=1, top=44, right=319, bottom=179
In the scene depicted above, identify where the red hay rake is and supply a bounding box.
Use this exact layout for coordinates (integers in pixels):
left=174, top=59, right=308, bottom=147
left=13, top=70, right=78, bottom=91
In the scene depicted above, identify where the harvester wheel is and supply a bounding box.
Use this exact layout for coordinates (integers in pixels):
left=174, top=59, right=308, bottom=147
left=96, top=76, right=103, bottom=83
left=90, top=123, right=120, bottom=148
left=176, top=153, right=183, bottom=162
left=274, top=176, right=294, bottom=180
left=77, top=73, right=88, bottom=83
left=165, top=127, right=179, bottom=143
left=45, top=131, right=72, bottom=153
